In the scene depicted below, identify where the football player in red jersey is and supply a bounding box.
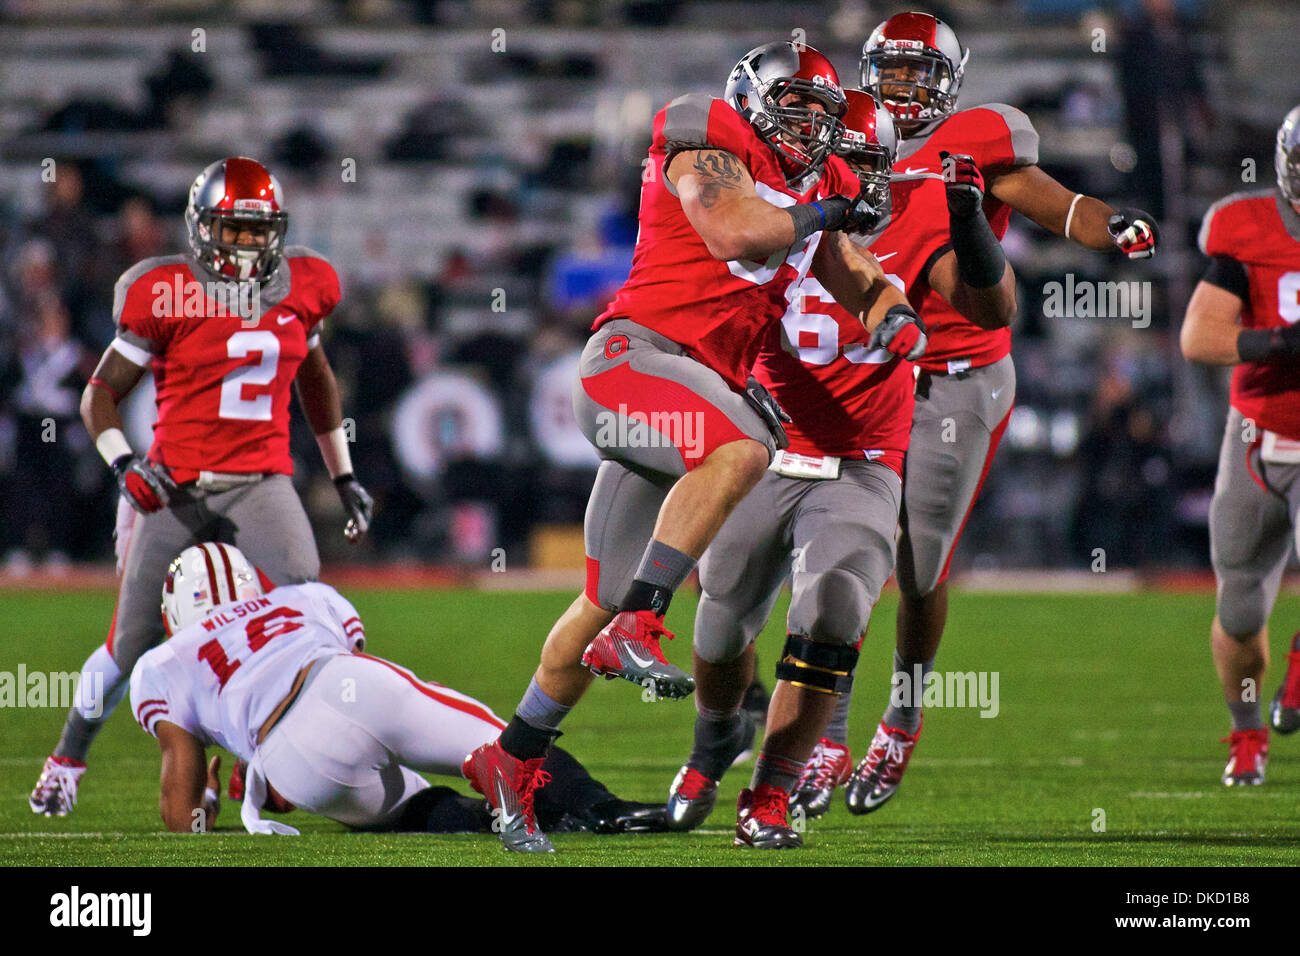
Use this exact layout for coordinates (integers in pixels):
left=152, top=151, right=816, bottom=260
left=1180, top=105, right=1300, bottom=786
left=791, top=11, right=1161, bottom=816
left=462, top=42, right=925, bottom=852
left=29, top=157, right=374, bottom=818
left=665, top=91, right=1018, bottom=846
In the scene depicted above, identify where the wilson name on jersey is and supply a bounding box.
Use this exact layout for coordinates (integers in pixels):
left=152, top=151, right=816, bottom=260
left=129, top=582, right=365, bottom=760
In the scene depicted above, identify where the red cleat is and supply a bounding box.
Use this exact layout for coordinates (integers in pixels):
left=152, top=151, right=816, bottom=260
left=790, top=738, right=852, bottom=818
left=734, top=783, right=802, bottom=849
left=1269, top=637, right=1300, bottom=735
left=1221, top=728, right=1268, bottom=786
left=845, top=720, right=922, bottom=814
left=462, top=740, right=555, bottom=853
left=582, top=610, right=695, bottom=699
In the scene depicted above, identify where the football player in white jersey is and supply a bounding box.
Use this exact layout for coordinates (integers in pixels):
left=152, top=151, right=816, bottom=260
left=129, top=543, right=664, bottom=846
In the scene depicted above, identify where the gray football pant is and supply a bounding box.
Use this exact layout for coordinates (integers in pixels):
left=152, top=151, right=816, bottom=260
left=54, top=475, right=320, bottom=760
left=573, top=319, right=775, bottom=610
left=1211, top=408, right=1300, bottom=638
left=695, top=460, right=903, bottom=661
left=897, top=355, right=1016, bottom=598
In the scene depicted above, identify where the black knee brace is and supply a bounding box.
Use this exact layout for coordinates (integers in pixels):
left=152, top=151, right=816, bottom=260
left=774, top=634, right=858, bottom=695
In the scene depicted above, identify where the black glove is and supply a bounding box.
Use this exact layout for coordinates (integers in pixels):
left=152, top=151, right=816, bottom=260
left=744, top=376, right=793, bottom=451
left=112, top=454, right=176, bottom=514
left=334, top=474, right=374, bottom=542
left=1107, top=208, right=1159, bottom=259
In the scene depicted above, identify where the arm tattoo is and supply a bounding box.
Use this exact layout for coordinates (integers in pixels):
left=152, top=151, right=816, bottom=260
left=690, top=149, right=744, bottom=208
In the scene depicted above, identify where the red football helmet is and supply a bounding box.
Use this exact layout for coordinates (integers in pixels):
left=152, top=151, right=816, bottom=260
left=185, top=157, right=288, bottom=282
left=725, top=41, right=847, bottom=177
left=836, top=90, right=897, bottom=226
left=860, top=12, right=968, bottom=131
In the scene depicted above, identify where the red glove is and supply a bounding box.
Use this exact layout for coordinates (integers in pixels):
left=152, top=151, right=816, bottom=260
left=112, top=454, right=175, bottom=514
left=939, top=150, right=985, bottom=217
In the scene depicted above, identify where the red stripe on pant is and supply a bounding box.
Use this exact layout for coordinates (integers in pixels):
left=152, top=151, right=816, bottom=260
left=580, top=361, right=748, bottom=472
left=585, top=555, right=601, bottom=606
left=354, top=653, right=506, bottom=730
left=936, top=406, right=1013, bottom=586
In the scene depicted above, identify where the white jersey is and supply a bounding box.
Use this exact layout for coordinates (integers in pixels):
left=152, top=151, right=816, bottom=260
left=129, top=582, right=366, bottom=761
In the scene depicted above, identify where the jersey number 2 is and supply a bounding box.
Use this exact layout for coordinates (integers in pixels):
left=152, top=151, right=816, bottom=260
left=218, top=331, right=280, bottom=421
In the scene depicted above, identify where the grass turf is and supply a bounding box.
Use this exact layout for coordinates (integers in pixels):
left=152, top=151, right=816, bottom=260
left=2, top=586, right=1298, bottom=866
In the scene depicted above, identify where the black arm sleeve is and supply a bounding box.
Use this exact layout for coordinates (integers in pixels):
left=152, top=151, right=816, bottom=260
left=1201, top=255, right=1249, bottom=300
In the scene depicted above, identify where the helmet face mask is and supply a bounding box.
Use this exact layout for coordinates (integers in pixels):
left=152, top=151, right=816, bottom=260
left=185, top=157, right=289, bottom=283
left=1276, top=105, right=1300, bottom=209
left=726, top=42, right=847, bottom=179
left=861, top=12, right=968, bottom=133
left=161, top=542, right=265, bottom=636
left=836, top=91, right=898, bottom=228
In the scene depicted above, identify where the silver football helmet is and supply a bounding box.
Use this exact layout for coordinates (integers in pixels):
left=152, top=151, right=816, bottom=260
left=724, top=41, right=848, bottom=177
left=861, top=11, right=969, bottom=131
left=836, top=90, right=898, bottom=228
left=184, top=157, right=288, bottom=283
left=1277, top=105, right=1300, bottom=208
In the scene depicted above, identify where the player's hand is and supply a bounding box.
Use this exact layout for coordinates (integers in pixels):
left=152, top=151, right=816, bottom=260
left=112, top=454, right=175, bottom=514
left=1107, top=208, right=1159, bottom=259
left=334, top=474, right=374, bottom=542
left=203, top=755, right=221, bottom=828
left=939, top=151, right=984, bottom=218
left=868, top=305, right=928, bottom=362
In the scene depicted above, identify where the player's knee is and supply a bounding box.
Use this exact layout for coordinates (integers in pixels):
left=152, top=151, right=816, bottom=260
left=791, top=566, right=875, bottom=646
left=694, top=599, right=753, bottom=663
left=773, top=634, right=859, bottom=694
left=707, top=438, right=770, bottom=499
left=1217, top=591, right=1267, bottom=641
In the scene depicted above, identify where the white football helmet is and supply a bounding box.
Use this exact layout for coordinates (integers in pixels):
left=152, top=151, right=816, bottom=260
left=162, top=542, right=265, bottom=635
left=1276, top=104, right=1300, bottom=208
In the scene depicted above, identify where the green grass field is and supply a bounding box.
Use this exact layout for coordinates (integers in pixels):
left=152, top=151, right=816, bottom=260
left=3, top=586, right=1299, bottom=867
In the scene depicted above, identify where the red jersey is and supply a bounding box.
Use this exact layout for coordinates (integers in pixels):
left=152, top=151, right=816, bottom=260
left=893, top=104, right=1038, bottom=373
left=111, top=247, right=340, bottom=479
left=595, top=93, right=860, bottom=390
left=1199, top=189, right=1300, bottom=440
left=752, top=173, right=952, bottom=474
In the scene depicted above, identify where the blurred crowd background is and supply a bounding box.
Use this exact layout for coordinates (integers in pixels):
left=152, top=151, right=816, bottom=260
left=0, top=0, right=1294, bottom=574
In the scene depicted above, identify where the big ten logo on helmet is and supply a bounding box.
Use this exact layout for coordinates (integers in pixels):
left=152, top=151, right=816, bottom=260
left=151, top=274, right=260, bottom=321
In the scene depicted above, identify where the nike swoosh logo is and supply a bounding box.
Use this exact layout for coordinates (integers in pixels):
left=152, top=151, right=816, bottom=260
left=875, top=252, right=898, bottom=263
left=992, top=387, right=1004, bottom=400
left=903, top=167, right=930, bottom=175
left=627, top=648, right=657, bottom=669
left=277, top=314, right=296, bottom=325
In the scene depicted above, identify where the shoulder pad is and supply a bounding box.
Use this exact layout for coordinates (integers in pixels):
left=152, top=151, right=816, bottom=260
left=1198, top=189, right=1275, bottom=256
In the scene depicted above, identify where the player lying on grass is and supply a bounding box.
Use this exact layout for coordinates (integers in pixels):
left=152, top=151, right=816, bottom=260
left=1180, top=103, right=1300, bottom=786
left=463, top=40, right=922, bottom=852
left=792, top=11, right=1161, bottom=817
left=128, top=543, right=665, bottom=839
left=669, top=90, right=1017, bottom=847
left=30, top=157, right=373, bottom=818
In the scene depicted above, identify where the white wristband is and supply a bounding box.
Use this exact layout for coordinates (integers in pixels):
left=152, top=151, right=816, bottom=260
left=315, top=426, right=353, bottom=480
left=95, top=428, right=133, bottom=468
left=1064, top=192, right=1084, bottom=241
